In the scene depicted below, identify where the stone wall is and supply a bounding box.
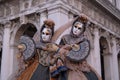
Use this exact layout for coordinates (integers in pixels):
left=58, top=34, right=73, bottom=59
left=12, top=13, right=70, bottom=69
left=0, top=0, right=119, bottom=38
left=0, top=0, right=120, bottom=80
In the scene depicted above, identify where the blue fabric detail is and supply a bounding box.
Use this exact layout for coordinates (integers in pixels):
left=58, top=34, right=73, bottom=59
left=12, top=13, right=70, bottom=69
left=51, top=70, right=59, bottom=78
left=56, top=48, right=60, bottom=54
left=57, top=66, right=68, bottom=72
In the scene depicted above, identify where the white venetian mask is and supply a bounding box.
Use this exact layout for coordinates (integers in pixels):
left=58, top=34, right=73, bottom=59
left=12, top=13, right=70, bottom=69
left=72, top=22, right=83, bottom=36
left=41, top=28, right=52, bottom=42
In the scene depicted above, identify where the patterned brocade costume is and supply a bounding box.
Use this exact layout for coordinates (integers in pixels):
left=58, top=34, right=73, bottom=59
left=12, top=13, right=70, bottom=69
left=17, top=19, right=58, bottom=80
left=17, top=42, right=58, bottom=80
left=59, top=34, right=100, bottom=80
left=56, top=16, right=102, bottom=80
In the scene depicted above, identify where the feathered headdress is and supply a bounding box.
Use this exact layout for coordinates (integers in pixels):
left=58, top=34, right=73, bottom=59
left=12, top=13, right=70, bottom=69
left=40, top=19, right=55, bottom=36
left=43, top=19, right=55, bottom=29
left=77, top=15, right=88, bottom=23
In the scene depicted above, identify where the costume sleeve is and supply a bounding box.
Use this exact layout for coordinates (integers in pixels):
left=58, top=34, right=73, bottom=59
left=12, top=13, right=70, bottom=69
left=59, top=37, right=66, bottom=45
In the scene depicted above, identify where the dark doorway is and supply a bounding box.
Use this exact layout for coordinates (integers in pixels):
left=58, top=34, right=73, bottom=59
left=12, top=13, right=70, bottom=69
left=118, top=53, right=120, bottom=80
left=14, top=23, right=37, bottom=76
left=99, top=37, right=110, bottom=80
left=100, top=43, right=105, bottom=80
left=0, top=48, right=2, bottom=72
left=23, top=23, right=37, bottom=38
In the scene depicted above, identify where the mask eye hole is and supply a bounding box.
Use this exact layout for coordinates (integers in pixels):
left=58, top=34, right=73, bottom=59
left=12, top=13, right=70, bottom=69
left=42, top=32, right=45, bottom=34
left=46, top=33, right=49, bottom=35
left=78, top=27, right=82, bottom=30
left=74, top=26, right=77, bottom=28
left=42, top=32, right=50, bottom=35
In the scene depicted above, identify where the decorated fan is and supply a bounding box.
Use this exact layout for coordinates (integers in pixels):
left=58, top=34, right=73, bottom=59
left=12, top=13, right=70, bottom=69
left=66, top=39, right=90, bottom=62
left=19, top=36, right=36, bottom=61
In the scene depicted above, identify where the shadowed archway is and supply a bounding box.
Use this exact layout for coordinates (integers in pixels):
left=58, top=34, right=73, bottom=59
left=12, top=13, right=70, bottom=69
left=117, top=52, right=120, bottom=80
left=12, top=23, right=37, bottom=78
left=99, top=37, right=110, bottom=80
left=0, top=48, right=2, bottom=72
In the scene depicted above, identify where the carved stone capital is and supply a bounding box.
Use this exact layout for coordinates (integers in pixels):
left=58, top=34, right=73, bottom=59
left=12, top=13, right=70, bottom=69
left=116, top=38, right=120, bottom=48
left=116, top=38, right=120, bottom=44
left=109, top=33, right=117, bottom=41
left=20, top=16, right=27, bottom=24
left=90, top=24, right=100, bottom=37
left=2, top=21, right=12, bottom=28
left=0, top=34, right=3, bottom=43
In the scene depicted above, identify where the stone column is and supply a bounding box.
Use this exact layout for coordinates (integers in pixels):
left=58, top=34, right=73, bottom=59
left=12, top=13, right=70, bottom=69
left=47, top=7, right=69, bottom=31
left=93, top=27, right=101, bottom=75
left=40, top=11, right=47, bottom=27
left=47, top=6, right=69, bottom=43
left=1, top=21, right=11, bottom=80
left=111, top=37, right=119, bottom=80
left=103, top=54, right=113, bottom=80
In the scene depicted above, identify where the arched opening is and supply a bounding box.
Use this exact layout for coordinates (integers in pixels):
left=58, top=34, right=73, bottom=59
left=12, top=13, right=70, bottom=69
left=23, top=23, right=37, bottom=38
left=118, top=52, right=120, bottom=79
left=100, top=37, right=111, bottom=80
left=0, top=48, right=2, bottom=72
left=100, top=42, right=105, bottom=80
left=13, top=23, right=37, bottom=76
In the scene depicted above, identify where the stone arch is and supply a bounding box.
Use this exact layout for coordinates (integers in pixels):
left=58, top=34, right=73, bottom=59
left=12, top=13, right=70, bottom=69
left=9, top=22, right=38, bottom=78
left=15, top=23, right=38, bottom=42
left=99, top=36, right=112, bottom=80
left=100, top=31, right=112, bottom=53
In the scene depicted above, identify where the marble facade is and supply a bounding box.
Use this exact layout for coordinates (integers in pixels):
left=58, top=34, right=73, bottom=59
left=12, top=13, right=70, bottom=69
left=0, top=0, right=120, bottom=80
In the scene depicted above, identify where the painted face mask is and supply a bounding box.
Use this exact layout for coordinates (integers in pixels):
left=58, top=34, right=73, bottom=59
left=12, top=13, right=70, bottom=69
left=41, top=28, right=52, bottom=42
left=72, top=22, right=83, bottom=36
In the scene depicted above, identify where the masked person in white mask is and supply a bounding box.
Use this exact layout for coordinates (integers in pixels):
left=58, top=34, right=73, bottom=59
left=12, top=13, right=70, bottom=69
left=41, top=28, right=52, bottom=42
left=17, top=19, right=60, bottom=80
left=72, top=22, right=84, bottom=36
left=31, top=19, right=62, bottom=80
left=56, top=16, right=102, bottom=80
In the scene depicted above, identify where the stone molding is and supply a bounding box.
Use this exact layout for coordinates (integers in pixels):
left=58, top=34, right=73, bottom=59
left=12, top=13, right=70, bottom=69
left=0, top=0, right=79, bottom=22
left=0, top=0, right=120, bottom=39
left=94, top=0, right=120, bottom=21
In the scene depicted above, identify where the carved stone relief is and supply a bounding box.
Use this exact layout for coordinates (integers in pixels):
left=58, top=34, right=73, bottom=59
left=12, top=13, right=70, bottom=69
left=27, top=13, right=40, bottom=25
left=68, top=0, right=75, bottom=6
left=5, top=5, right=11, bottom=16
left=24, top=2, right=29, bottom=9
left=116, top=38, right=120, bottom=53
left=73, top=0, right=120, bottom=37
left=74, top=0, right=80, bottom=9
left=0, top=25, right=4, bottom=44
left=10, top=0, right=20, bottom=15
left=32, top=0, right=40, bottom=6
left=0, top=5, right=5, bottom=17
left=10, top=20, right=20, bottom=34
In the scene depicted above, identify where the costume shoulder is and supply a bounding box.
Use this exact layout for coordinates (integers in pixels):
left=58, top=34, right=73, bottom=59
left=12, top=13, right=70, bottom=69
left=60, top=34, right=70, bottom=45
left=61, top=34, right=70, bottom=40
